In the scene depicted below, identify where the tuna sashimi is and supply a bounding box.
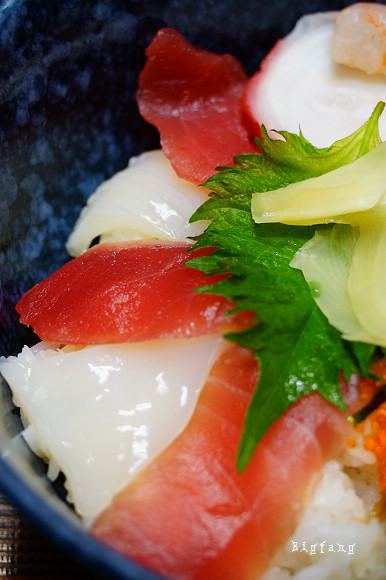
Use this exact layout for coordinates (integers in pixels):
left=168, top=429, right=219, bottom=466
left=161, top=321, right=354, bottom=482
left=136, top=28, right=259, bottom=184
left=16, top=241, right=248, bottom=345
left=92, top=341, right=351, bottom=580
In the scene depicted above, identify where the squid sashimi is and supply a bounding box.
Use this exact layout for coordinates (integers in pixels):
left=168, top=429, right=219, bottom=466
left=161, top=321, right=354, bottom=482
left=92, top=342, right=351, bottom=580
left=0, top=334, right=226, bottom=520
left=16, top=241, right=248, bottom=345
left=136, top=28, right=259, bottom=184
left=66, top=150, right=211, bottom=258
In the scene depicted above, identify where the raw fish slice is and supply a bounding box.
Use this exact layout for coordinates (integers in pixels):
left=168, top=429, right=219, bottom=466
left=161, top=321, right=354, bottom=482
left=16, top=241, right=249, bottom=345
left=92, top=342, right=350, bottom=580
left=136, top=28, right=259, bottom=184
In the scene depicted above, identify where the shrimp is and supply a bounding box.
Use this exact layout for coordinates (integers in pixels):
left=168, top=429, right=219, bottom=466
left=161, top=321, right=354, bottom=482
left=331, top=2, right=386, bottom=76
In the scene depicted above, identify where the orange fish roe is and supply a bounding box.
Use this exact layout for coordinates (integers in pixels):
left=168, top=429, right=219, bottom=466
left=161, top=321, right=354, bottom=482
left=359, top=358, right=386, bottom=408
left=372, top=358, right=386, bottom=383
left=346, top=437, right=357, bottom=448
left=363, top=401, right=386, bottom=493
left=356, top=376, right=379, bottom=409
left=353, top=359, right=386, bottom=494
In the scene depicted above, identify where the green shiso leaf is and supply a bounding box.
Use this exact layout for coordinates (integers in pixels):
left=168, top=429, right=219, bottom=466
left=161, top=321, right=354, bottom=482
left=187, top=102, right=384, bottom=473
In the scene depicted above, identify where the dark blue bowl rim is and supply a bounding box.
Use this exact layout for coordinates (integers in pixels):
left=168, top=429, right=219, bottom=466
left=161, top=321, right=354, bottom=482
left=0, top=452, right=165, bottom=580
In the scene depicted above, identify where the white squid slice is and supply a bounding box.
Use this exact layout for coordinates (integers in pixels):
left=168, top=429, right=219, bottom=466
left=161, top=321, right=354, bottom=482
left=66, top=150, right=210, bottom=257
left=0, top=335, right=225, bottom=521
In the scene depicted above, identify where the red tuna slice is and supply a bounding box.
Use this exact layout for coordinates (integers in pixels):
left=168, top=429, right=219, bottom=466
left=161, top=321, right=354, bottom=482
left=16, top=241, right=246, bottom=345
left=92, top=341, right=350, bottom=580
left=137, top=28, right=259, bottom=184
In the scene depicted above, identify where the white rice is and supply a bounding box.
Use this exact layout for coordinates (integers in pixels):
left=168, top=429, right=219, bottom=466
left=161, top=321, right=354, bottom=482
left=262, top=433, right=386, bottom=579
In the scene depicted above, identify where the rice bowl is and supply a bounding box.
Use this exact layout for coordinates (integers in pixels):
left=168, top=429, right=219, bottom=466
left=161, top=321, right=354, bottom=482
left=1, top=1, right=386, bottom=579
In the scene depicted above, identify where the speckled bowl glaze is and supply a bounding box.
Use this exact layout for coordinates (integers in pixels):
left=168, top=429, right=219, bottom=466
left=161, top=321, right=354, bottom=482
left=0, top=0, right=378, bottom=578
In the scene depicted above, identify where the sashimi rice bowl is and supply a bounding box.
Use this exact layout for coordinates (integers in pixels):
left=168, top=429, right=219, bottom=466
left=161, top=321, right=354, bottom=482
left=1, top=1, right=386, bottom=579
